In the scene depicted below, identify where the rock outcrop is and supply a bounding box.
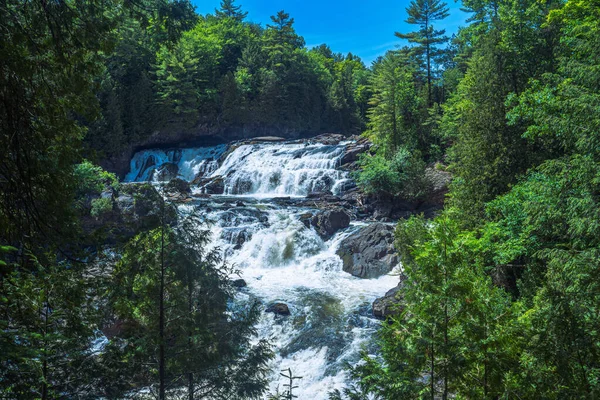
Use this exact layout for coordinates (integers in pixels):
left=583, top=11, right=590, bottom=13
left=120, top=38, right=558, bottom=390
left=82, top=182, right=177, bottom=243
left=149, top=162, right=178, bottom=182
left=340, top=136, right=371, bottom=167
left=300, top=208, right=351, bottom=240
left=196, top=176, right=225, bottom=194
left=265, top=302, right=291, bottom=316
left=373, top=275, right=407, bottom=319
left=231, top=278, right=247, bottom=288
left=336, top=223, right=399, bottom=279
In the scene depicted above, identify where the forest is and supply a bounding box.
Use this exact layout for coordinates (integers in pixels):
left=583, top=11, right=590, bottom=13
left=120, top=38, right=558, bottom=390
left=1, top=0, right=599, bottom=398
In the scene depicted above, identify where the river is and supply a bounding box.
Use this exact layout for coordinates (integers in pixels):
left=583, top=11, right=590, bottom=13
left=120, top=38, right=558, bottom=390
left=124, top=139, right=400, bottom=398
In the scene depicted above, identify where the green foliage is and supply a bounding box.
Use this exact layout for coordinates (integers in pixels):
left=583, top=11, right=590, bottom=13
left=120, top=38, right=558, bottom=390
left=356, top=147, right=429, bottom=199
left=104, top=209, right=273, bottom=398
left=349, top=1, right=600, bottom=399
left=74, top=161, right=119, bottom=196
left=216, top=0, right=248, bottom=22
left=395, top=0, right=450, bottom=105
left=366, top=51, right=422, bottom=154
left=1, top=252, right=105, bottom=398
left=85, top=4, right=372, bottom=159
left=91, top=197, right=114, bottom=218
left=445, top=33, right=537, bottom=227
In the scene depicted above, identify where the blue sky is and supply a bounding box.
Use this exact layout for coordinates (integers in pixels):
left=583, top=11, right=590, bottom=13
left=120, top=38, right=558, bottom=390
left=192, top=0, right=469, bottom=65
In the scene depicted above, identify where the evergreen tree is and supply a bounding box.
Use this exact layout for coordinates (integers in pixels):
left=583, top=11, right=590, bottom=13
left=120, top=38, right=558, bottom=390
left=365, top=51, right=422, bottom=154
left=216, top=0, right=248, bottom=22
left=105, top=203, right=272, bottom=398
left=395, top=0, right=450, bottom=105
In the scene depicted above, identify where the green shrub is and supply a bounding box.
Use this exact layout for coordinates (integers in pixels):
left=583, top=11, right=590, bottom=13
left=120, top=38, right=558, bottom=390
left=356, top=147, right=430, bottom=199
left=74, top=161, right=119, bottom=196
left=355, top=152, right=401, bottom=195
left=90, top=197, right=113, bottom=218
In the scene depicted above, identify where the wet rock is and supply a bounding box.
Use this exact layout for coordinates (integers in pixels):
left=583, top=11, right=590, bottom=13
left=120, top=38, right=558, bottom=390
left=337, top=223, right=399, bottom=279
left=340, top=137, right=371, bottom=166
left=307, top=191, right=332, bottom=199
left=165, top=178, right=191, bottom=194
left=149, top=162, right=178, bottom=182
left=310, top=133, right=345, bottom=145
left=373, top=275, right=407, bottom=319
left=164, top=178, right=192, bottom=202
left=310, top=208, right=351, bottom=240
left=235, top=201, right=245, bottom=207
left=265, top=302, right=290, bottom=316
left=299, top=212, right=313, bottom=229
left=231, top=278, right=247, bottom=288
left=251, top=136, right=286, bottom=142
left=197, top=176, right=225, bottom=194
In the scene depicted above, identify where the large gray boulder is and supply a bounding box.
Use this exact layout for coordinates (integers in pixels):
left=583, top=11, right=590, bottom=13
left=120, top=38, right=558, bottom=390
left=340, top=137, right=371, bottom=166
left=301, top=208, right=351, bottom=240
left=336, top=223, right=399, bottom=278
left=196, top=176, right=225, bottom=194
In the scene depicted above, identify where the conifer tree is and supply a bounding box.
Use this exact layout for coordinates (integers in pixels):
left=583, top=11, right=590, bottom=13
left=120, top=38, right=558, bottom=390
left=216, top=0, right=248, bottom=22
left=395, top=0, right=450, bottom=105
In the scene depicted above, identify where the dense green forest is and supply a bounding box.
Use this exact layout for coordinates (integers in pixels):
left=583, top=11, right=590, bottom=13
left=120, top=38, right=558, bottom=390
left=86, top=0, right=371, bottom=162
left=337, top=0, right=600, bottom=398
left=1, top=0, right=600, bottom=397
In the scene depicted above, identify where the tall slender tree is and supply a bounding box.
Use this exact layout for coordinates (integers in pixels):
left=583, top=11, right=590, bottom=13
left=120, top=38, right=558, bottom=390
left=395, top=0, right=450, bottom=105
left=216, top=0, right=248, bottom=22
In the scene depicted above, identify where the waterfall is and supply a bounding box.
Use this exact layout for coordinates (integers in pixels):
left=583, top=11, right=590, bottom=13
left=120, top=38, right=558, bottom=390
left=210, top=143, right=351, bottom=196
left=125, top=145, right=227, bottom=182
left=125, top=140, right=397, bottom=399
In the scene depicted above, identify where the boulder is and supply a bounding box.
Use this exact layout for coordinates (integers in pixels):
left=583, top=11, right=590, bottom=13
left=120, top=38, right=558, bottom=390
left=373, top=275, right=407, bottom=319
left=337, top=223, right=399, bottom=279
left=310, top=208, right=351, bottom=240
left=311, top=133, right=345, bottom=145
left=165, top=178, right=191, bottom=194
left=265, top=302, right=290, bottom=316
left=231, top=278, right=247, bottom=288
left=299, top=212, right=313, bottom=229
left=149, top=162, right=178, bottom=182
left=164, top=178, right=192, bottom=202
left=340, top=137, right=371, bottom=166
left=197, top=176, right=225, bottom=194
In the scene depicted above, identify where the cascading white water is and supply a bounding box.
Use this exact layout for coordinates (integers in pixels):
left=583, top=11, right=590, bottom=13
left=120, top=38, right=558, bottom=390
left=191, top=201, right=400, bottom=399
left=125, top=141, right=398, bottom=399
left=210, top=143, right=352, bottom=196
left=125, top=145, right=227, bottom=182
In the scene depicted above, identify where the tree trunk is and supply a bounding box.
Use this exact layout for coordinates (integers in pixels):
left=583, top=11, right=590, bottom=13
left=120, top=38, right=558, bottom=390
left=159, top=197, right=166, bottom=400
left=188, top=278, right=194, bottom=400
left=426, top=16, right=432, bottom=106
left=431, top=327, right=435, bottom=400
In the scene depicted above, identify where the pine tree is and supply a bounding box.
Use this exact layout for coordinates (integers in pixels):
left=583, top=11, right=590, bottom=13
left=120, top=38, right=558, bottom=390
left=395, top=0, right=450, bottom=105
left=106, top=201, right=272, bottom=398
left=216, top=0, right=248, bottom=22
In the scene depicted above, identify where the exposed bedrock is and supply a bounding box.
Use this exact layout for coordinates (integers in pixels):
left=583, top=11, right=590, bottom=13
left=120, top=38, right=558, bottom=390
left=336, top=223, right=399, bottom=279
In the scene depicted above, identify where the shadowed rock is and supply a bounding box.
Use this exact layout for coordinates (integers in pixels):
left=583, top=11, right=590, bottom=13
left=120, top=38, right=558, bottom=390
left=337, top=223, right=399, bottom=279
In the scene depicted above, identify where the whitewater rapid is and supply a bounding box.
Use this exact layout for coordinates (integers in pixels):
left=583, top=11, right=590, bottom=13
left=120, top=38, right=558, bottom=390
left=125, top=141, right=400, bottom=398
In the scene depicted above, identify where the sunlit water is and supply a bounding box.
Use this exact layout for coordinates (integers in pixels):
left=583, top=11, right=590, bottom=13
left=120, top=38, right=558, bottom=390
left=126, top=141, right=400, bottom=398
